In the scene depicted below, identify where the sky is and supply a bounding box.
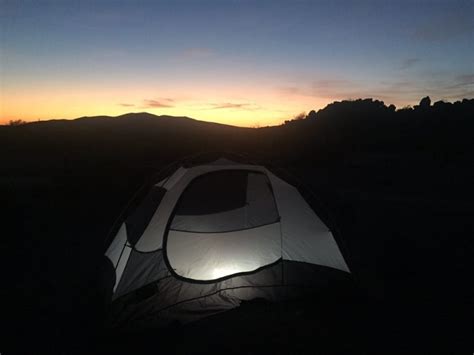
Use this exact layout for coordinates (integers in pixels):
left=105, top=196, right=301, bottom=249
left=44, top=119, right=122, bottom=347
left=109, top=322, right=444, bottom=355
left=1, top=0, right=473, bottom=127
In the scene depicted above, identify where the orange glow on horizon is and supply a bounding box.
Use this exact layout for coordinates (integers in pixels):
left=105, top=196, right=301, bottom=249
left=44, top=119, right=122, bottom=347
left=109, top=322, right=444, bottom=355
left=0, top=84, right=332, bottom=127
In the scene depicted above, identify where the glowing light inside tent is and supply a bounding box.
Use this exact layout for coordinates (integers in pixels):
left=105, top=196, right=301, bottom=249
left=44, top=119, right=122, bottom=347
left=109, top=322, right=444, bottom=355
left=212, top=266, right=239, bottom=279
left=211, top=264, right=257, bottom=279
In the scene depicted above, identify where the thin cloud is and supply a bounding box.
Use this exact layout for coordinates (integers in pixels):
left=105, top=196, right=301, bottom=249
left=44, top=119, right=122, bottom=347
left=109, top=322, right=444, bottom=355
left=278, top=79, right=358, bottom=100
left=119, top=103, right=135, bottom=107
left=400, top=58, right=420, bottom=70
left=143, top=99, right=174, bottom=108
left=280, top=77, right=424, bottom=106
left=431, top=74, right=474, bottom=99
left=448, top=74, right=474, bottom=88
left=213, top=103, right=250, bottom=109
left=201, top=102, right=262, bottom=111
left=209, top=102, right=260, bottom=110
left=353, top=77, right=473, bottom=105
left=277, top=72, right=473, bottom=110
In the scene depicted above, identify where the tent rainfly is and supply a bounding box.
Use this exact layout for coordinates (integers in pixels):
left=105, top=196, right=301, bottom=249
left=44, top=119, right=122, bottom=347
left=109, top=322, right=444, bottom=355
left=102, top=156, right=351, bottom=329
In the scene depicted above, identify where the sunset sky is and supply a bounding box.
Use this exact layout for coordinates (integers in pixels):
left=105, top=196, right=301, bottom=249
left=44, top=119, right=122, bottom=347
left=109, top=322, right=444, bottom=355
left=1, top=0, right=473, bottom=126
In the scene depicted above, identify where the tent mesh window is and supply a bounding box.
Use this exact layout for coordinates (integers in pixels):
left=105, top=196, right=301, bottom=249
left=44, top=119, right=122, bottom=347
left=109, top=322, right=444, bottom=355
left=169, top=170, right=279, bottom=233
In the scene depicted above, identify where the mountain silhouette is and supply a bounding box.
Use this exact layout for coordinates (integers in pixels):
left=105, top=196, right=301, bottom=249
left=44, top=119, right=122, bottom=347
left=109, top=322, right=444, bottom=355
left=2, top=97, right=473, bottom=177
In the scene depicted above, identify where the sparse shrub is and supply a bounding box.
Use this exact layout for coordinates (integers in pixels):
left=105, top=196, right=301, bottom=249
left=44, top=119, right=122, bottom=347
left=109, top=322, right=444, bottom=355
left=8, top=119, right=27, bottom=126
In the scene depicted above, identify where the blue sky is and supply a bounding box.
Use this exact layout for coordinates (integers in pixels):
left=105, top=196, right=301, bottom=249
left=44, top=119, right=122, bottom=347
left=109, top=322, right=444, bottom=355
left=1, top=0, right=473, bottom=125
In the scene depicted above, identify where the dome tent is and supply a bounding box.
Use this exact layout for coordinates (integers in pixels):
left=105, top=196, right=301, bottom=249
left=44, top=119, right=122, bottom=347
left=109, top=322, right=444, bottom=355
left=102, top=154, right=351, bottom=329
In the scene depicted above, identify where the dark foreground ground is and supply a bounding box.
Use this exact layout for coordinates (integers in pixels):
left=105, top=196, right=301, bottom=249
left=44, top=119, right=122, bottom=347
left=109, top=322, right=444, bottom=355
left=4, top=162, right=472, bottom=354
left=2, top=100, right=473, bottom=354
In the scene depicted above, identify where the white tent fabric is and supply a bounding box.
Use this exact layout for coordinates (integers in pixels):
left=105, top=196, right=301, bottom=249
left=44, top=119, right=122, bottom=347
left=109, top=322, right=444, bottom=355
left=157, top=166, right=188, bottom=190
left=105, top=222, right=127, bottom=268
left=104, top=222, right=132, bottom=292
left=104, top=158, right=351, bottom=313
left=167, top=222, right=281, bottom=280
left=135, top=164, right=267, bottom=252
left=170, top=171, right=278, bottom=232
left=266, top=172, right=350, bottom=272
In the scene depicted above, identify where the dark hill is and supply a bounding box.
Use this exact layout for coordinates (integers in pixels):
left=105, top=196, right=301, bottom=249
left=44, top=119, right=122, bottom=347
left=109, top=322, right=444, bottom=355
left=0, top=112, right=252, bottom=177
left=3, top=97, right=472, bottom=177
left=2, top=97, right=473, bottom=354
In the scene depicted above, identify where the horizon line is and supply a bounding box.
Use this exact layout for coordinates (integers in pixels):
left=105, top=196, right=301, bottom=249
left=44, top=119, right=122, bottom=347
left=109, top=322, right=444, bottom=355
left=2, top=96, right=473, bottom=128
